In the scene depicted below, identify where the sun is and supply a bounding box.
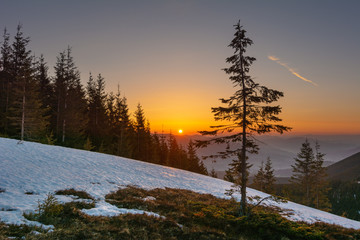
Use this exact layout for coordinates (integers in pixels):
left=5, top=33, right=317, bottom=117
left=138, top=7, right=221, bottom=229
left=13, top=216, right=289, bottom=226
left=178, top=129, right=183, bottom=134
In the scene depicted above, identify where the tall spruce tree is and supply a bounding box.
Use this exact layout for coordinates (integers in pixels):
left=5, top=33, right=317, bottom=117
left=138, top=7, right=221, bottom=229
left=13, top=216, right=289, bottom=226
left=115, top=93, right=133, bottom=158
left=53, top=50, right=66, bottom=140
left=133, top=103, right=151, bottom=161
left=187, top=139, right=208, bottom=175
left=0, top=28, right=12, bottom=135
left=158, top=131, right=169, bottom=165
left=53, top=47, right=87, bottom=146
left=167, top=133, right=181, bottom=168
left=197, top=21, right=290, bottom=215
left=290, top=139, right=316, bottom=206
left=253, top=162, right=265, bottom=192
left=8, top=25, right=48, bottom=141
left=312, top=141, right=331, bottom=210
left=151, top=133, right=162, bottom=164
left=263, top=157, right=276, bottom=194
left=86, top=73, right=107, bottom=149
left=34, top=54, right=53, bottom=124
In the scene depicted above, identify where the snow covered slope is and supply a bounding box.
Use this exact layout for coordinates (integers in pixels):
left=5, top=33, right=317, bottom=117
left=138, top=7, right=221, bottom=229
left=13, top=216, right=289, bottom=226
left=1, top=137, right=360, bottom=229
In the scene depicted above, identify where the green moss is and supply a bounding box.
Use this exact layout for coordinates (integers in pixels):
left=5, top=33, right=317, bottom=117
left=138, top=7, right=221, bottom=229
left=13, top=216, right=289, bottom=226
left=3, top=186, right=360, bottom=239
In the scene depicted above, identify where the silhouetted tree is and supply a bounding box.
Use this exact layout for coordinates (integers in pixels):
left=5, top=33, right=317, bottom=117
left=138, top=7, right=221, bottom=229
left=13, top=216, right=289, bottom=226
left=253, top=162, right=265, bottom=192
left=312, top=141, right=331, bottom=210
left=115, top=93, right=134, bottom=158
left=8, top=25, right=48, bottom=141
left=151, top=133, right=162, bottom=164
left=158, top=132, right=169, bottom=165
left=133, top=103, right=151, bottom=161
left=53, top=47, right=87, bottom=146
left=34, top=54, right=53, bottom=125
left=210, top=168, right=218, bottom=178
left=197, top=21, right=290, bottom=215
left=224, top=168, right=236, bottom=183
left=263, top=157, right=276, bottom=194
left=0, top=28, right=12, bottom=135
left=86, top=73, right=107, bottom=149
left=167, top=133, right=181, bottom=168
left=291, top=139, right=316, bottom=206
left=187, top=139, right=208, bottom=175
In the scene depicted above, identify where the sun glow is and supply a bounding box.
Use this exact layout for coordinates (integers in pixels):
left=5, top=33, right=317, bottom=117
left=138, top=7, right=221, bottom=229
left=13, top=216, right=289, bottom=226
left=178, top=129, right=183, bottom=134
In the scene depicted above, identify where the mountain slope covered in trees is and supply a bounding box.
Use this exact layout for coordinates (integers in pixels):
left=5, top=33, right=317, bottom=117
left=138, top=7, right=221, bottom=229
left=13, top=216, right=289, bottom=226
left=326, top=152, right=360, bottom=181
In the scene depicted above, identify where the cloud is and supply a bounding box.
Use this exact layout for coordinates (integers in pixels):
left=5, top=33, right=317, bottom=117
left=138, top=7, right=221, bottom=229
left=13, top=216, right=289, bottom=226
left=268, top=55, right=318, bottom=86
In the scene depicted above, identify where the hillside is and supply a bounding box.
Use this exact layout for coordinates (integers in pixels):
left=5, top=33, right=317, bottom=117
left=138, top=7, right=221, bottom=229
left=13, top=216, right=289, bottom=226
left=1, top=137, right=360, bottom=231
left=190, top=134, right=360, bottom=176
left=327, top=152, right=360, bottom=181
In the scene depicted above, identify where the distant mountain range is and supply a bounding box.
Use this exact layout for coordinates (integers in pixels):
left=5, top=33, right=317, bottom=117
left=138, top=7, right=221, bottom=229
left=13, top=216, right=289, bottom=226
left=174, top=134, right=360, bottom=177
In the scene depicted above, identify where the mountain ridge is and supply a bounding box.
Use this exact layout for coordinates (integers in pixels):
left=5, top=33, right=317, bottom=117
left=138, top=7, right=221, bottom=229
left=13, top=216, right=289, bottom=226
left=326, top=152, right=360, bottom=181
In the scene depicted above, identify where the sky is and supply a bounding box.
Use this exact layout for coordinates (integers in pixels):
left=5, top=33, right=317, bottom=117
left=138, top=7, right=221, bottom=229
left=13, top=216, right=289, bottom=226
left=1, top=0, right=359, bottom=135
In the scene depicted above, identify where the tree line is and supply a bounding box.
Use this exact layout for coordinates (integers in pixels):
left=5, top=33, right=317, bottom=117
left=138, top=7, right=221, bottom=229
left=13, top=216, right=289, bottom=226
left=249, top=139, right=330, bottom=211
left=0, top=25, right=207, bottom=176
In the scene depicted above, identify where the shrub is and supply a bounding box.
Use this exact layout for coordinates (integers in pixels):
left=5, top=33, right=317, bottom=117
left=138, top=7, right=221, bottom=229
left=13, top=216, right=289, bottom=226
left=24, top=194, right=63, bottom=225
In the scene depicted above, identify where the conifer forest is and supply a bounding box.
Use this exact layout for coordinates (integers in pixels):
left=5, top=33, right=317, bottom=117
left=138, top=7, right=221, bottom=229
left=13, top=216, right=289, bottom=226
left=0, top=25, right=208, bottom=176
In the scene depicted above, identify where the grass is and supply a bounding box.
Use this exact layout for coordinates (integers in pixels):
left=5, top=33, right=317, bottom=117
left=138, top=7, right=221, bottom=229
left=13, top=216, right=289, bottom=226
left=55, top=188, right=94, bottom=200
left=1, top=186, right=360, bottom=239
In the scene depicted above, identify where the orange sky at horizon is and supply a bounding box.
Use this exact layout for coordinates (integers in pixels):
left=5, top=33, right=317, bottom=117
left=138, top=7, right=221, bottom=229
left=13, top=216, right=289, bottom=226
left=2, top=1, right=359, bottom=136
left=148, top=118, right=360, bottom=136
left=145, top=103, right=360, bottom=136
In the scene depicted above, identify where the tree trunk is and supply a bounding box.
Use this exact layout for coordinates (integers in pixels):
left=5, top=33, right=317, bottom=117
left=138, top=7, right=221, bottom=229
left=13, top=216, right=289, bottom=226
left=240, top=34, right=247, bottom=216
left=62, top=96, right=66, bottom=143
left=4, top=81, right=10, bottom=134
left=21, top=82, right=25, bottom=141
left=56, top=90, right=61, bottom=136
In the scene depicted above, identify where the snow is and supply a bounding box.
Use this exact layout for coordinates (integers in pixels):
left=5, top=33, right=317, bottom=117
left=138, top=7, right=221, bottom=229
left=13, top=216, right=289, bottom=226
left=1, top=137, right=360, bottom=229
left=81, top=201, right=162, bottom=218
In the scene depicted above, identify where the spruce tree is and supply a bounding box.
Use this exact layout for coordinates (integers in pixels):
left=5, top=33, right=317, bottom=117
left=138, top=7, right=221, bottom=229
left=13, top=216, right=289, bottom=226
left=187, top=139, right=208, bottom=175
left=151, top=133, right=162, bottom=164
left=0, top=28, right=12, bottom=135
left=53, top=47, right=87, bottom=146
left=210, top=168, right=218, bottom=178
left=34, top=54, right=53, bottom=127
left=290, top=139, right=316, bottom=206
left=224, top=168, right=236, bottom=183
left=197, top=21, right=290, bottom=215
left=133, top=103, right=151, bottom=161
left=86, top=73, right=107, bottom=149
left=63, top=47, right=88, bottom=146
left=8, top=25, right=48, bottom=141
left=312, top=141, right=331, bottom=210
left=263, top=157, right=276, bottom=194
left=167, top=133, right=181, bottom=168
left=53, top=50, right=66, bottom=140
left=253, top=162, right=265, bottom=192
left=158, top=132, right=169, bottom=166
left=115, top=94, right=133, bottom=158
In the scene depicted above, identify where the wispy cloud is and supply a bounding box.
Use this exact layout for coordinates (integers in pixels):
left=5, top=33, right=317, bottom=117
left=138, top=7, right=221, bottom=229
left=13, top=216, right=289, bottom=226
left=268, top=55, right=318, bottom=86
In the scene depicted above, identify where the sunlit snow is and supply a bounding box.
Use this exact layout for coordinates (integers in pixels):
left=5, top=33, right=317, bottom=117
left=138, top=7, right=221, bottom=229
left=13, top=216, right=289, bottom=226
left=1, top=137, right=360, bottom=229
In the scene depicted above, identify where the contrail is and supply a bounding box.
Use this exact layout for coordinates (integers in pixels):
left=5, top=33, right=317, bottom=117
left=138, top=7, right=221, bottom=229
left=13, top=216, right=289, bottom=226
left=268, top=55, right=318, bottom=86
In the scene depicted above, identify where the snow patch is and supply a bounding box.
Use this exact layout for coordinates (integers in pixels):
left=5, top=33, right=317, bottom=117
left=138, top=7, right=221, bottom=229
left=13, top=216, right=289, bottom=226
left=0, top=137, right=360, bottom=229
left=81, top=201, right=162, bottom=218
